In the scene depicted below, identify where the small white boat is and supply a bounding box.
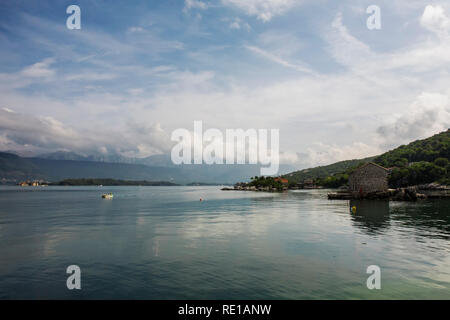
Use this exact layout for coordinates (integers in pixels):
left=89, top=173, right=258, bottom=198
left=102, top=193, right=113, bottom=199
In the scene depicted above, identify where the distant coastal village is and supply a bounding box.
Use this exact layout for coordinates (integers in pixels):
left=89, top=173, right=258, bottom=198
left=17, top=180, right=49, bottom=187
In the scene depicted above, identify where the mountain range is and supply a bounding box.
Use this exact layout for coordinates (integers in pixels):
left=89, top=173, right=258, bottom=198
left=1, top=129, right=448, bottom=185
left=0, top=151, right=295, bottom=185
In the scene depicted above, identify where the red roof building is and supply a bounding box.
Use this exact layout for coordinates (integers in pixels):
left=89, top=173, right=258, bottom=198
left=274, top=178, right=289, bottom=185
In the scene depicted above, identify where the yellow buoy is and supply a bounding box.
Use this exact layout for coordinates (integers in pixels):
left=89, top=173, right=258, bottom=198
left=351, top=206, right=357, bottom=214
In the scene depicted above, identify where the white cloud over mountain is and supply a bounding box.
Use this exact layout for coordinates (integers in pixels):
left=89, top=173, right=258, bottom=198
left=0, top=108, right=171, bottom=157
left=377, top=92, right=450, bottom=149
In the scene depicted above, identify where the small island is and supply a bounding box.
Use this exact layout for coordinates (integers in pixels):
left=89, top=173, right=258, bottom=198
left=222, top=176, right=289, bottom=192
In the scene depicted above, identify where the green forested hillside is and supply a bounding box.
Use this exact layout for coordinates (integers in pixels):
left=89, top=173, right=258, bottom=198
left=283, top=157, right=375, bottom=184
left=374, top=129, right=450, bottom=187
left=374, top=129, right=449, bottom=167
left=284, top=129, right=450, bottom=187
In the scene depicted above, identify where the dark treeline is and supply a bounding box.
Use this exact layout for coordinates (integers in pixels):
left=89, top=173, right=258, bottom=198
left=249, top=176, right=285, bottom=190
left=51, top=178, right=179, bottom=186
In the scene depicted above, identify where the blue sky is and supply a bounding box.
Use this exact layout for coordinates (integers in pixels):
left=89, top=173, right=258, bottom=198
left=1, top=0, right=450, bottom=168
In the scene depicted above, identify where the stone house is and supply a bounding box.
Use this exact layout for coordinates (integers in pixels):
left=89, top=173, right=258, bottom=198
left=348, top=162, right=388, bottom=196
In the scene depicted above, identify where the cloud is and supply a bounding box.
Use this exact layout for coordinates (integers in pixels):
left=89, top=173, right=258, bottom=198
left=229, top=18, right=251, bottom=31
left=20, top=58, right=55, bottom=78
left=230, top=21, right=240, bottom=29
left=300, top=142, right=383, bottom=168
left=127, top=26, right=145, bottom=33
left=327, top=13, right=374, bottom=71
left=8, top=12, right=183, bottom=66
left=0, top=58, right=56, bottom=90
left=0, top=109, right=172, bottom=158
left=184, top=0, right=209, bottom=13
left=0, top=108, right=81, bottom=151
left=376, top=92, right=450, bottom=148
left=245, top=45, right=315, bottom=74
left=127, top=88, right=144, bottom=95
left=326, top=10, right=450, bottom=84
left=279, top=150, right=299, bottom=164
left=64, top=73, right=117, bottom=82
left=2, top=107, right=14, bottom=113
left=420, top=5, right=450, bottom=37
left=221, top=0, right=301, bottom=22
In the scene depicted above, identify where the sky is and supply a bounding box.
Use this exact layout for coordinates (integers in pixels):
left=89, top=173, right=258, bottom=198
left=0, top=0, right=450, bottom=169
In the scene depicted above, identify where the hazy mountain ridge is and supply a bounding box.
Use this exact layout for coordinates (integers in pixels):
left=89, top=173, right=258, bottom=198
left=0, top=152, right=184, bottom=183
left=0, top=152, right=295, bottom=184
left=38, top=151, right=187, bottom=167
left=7, top=129, right=447, bottom=186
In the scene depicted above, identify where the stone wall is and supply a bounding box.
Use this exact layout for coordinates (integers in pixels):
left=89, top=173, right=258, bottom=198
left=349, top=163, right=388, bottom=195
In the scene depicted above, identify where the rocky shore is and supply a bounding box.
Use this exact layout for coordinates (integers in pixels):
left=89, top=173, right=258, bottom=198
left=221, top=186, right=285, bottom=192
left=328, top=183, right=449, bottom=201
left=222, top=182, right=450, bottom=201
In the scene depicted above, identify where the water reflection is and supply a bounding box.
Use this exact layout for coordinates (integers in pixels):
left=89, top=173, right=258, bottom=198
left=390, top=200, right=450, bottom=240
left=0, top=186, right=449, bottom=299
left=349, top=200, right=390, bottom=235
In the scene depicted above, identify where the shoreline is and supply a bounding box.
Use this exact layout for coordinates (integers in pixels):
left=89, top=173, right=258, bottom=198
left=222, top=183, right=450, bottom=201
left=328, top=184, right=450, bottom=201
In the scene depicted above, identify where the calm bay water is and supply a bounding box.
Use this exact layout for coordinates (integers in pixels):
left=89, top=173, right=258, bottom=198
left=0, top=186, right=449, bottom=299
